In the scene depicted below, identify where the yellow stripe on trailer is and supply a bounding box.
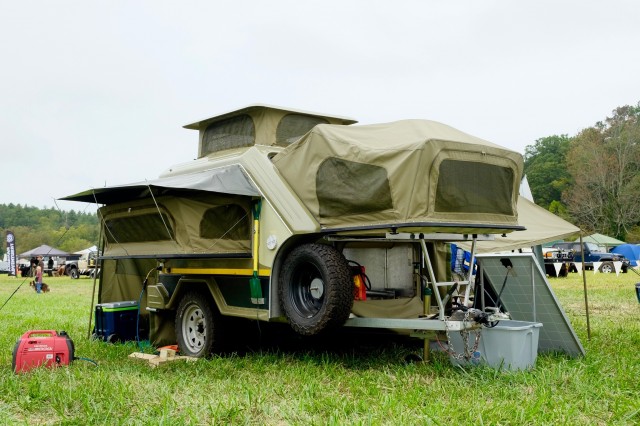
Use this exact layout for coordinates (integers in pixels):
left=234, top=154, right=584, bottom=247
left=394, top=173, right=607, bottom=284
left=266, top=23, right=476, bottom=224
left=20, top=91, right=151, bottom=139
left=163, top=267, right=270, bottom=277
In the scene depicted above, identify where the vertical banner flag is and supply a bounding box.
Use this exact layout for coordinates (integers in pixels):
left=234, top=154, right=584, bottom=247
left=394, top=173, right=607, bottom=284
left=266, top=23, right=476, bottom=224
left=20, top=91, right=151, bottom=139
left=6, top=231, right=16, bottom=277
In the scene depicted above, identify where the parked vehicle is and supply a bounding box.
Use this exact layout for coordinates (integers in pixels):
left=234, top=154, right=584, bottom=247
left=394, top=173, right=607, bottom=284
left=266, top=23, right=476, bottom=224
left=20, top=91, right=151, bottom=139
left=63, top=104, right=525, bottom=357
left=550, top=242, right=630, bottom=273
left=0, top=260, right=9, bottom=274
left=64, top=251, right=100, bottom=279
left=542, top=247, right=571, bottom=277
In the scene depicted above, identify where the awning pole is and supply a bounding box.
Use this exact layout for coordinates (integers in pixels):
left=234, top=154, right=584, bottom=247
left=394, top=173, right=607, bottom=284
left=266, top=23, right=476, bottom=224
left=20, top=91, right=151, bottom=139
left=580, top=234, right=591, bottom=340
left=87, top=222, right=104, bottom=339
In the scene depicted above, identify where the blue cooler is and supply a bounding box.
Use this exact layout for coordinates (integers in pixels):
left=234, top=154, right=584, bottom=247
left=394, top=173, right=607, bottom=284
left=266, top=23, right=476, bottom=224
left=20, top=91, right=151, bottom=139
left=94, top=301, right=139, bottom=342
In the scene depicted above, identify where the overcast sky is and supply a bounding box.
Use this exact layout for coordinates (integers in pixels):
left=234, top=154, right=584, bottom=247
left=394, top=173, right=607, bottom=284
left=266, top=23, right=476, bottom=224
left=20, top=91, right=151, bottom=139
left=1, top=1, right=639, bottom=211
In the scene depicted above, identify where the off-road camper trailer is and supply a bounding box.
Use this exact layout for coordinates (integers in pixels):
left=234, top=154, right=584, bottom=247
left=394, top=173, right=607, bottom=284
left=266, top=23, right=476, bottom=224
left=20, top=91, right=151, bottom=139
left=63, top=104, right=526, bottom=358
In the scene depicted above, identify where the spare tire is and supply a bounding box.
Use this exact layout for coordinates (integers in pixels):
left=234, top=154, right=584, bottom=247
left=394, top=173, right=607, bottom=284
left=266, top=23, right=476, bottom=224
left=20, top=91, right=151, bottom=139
left=279, top=243, right=353, bottom=336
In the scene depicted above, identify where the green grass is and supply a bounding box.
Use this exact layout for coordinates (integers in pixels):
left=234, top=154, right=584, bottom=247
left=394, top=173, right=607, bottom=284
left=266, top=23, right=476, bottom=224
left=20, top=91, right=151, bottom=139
left=0, top=272, right=639, bottom=425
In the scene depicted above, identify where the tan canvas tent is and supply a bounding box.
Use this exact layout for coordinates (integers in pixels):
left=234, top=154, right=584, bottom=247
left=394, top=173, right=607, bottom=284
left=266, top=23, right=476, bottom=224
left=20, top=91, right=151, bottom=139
left=273, top=119, right=524, bottom=234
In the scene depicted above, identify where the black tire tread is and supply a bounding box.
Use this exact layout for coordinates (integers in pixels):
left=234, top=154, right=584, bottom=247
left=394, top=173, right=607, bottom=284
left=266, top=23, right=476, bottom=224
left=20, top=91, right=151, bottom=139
left=279, top=243, right=353, bottom=336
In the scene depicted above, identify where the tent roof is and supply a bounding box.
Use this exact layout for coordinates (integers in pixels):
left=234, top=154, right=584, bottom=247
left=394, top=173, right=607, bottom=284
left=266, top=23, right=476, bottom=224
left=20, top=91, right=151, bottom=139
left=579, top=233, right=625, bottom=247
left=19, top=244, right=70, bottom=258
left=183, top=103, right=357, bottom=130
left=60, top=165, right=260, bottom=205
left=460, top=197, right=580, bottom=253
left=74, top=245, right=98, bottom=255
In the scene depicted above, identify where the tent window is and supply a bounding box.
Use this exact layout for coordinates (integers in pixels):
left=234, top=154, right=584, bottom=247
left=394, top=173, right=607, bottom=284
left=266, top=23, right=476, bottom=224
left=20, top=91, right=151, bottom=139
left=317, top=157, right=393, bottom=217
left=276, top=114, right=328, bottom=146
left=201, top=115, right=255, bottom=156
left=200, top=205, right=250, bottom=240
left=105, top=214, right=175, bottom=243
left=435, top=160, right=514, bottom=214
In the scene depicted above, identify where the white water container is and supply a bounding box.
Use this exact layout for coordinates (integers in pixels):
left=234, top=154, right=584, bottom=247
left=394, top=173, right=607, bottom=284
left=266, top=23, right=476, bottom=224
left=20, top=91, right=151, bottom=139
left=448, top=320, right=543, bottom=371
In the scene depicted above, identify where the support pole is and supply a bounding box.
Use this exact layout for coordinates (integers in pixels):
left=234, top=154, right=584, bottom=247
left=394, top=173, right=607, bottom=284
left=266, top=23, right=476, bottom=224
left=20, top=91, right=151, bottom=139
left=87, top=224, right=104, bottom=339
left=580, top=234, right=591, bottom=340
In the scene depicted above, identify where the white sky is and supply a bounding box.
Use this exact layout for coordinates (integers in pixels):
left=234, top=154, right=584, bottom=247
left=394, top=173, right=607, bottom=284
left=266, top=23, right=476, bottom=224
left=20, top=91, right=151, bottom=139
left=1, top=0, right=639, bottom=211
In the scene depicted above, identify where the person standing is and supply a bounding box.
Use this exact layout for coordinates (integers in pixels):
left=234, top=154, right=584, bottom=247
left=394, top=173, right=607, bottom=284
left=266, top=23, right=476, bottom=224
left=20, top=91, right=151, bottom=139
left=35, top=263, right=43, bottom=293
left=30, top=257, right=37, bottom=277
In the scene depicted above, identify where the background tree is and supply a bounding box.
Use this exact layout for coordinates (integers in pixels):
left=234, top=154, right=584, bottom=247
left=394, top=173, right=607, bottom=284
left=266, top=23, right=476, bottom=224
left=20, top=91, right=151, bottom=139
left=0, top=204, right=98, bottom=256
left=564, top=104, right=640, bottom=241
left=523, top=135, right=572, bottom=212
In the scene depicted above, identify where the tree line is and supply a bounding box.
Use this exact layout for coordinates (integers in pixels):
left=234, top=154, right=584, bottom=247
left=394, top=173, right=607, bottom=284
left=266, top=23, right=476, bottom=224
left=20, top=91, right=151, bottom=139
left=0, top=204, right=98, bottom=258
left=524, top=102, right=640, bottom=242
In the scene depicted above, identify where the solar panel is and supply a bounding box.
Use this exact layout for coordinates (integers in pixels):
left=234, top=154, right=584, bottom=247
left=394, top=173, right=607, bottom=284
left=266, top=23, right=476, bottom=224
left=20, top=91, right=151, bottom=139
left=475, top=253, right=585, bottom=357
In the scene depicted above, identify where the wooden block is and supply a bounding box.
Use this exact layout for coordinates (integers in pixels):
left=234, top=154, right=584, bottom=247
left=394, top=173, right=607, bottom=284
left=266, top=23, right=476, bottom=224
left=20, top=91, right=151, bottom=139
left=129, top=351, right=198, bottom=368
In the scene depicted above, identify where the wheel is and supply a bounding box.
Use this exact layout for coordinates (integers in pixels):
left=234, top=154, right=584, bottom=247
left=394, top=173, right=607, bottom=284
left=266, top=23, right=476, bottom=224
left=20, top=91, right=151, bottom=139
left=279, top=243, right=354, bottom=336
left=599, top=261, right=614, bottom=273
left=175, top=291, right=223, bottom=357
left=106, top=333, right=119, bottom=343
left=68, top=268, right=80, bottom=279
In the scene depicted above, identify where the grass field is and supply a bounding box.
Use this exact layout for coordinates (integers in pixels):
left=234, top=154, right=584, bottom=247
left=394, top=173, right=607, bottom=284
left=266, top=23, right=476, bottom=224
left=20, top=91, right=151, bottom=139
left=0, top=271, right=638, bottom=425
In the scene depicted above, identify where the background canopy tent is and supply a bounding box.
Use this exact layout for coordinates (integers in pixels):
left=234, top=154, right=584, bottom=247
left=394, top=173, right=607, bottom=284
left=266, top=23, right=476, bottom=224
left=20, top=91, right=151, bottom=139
left=579, top=233, right=625, bottom=251
left=19, top=244, right=70, bottom=258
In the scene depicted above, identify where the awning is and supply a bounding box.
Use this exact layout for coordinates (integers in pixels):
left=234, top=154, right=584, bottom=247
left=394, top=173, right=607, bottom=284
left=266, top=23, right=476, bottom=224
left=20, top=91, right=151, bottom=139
left=458, top=196, right=580, bottom=253
left=60, top=165, right=260, bottom=205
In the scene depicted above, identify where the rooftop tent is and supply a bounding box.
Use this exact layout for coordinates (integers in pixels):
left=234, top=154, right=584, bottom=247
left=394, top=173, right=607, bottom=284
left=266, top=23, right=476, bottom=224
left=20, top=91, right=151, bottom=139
left=183, top=104, right=357, bottom=158
left=272, top=119, right=524, bottom=234
left=467, top=197, right=580, bottom=253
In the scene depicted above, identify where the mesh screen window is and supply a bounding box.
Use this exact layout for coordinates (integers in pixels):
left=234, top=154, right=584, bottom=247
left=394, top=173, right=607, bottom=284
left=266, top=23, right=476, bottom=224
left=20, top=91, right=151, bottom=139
left=201, top=115, right=255, bottom=156
left=435, top=160, right=514, bottom=215
left=276, top=114, right=328, bottom=146
left=200, top=205, right=250, bottom=240
left=316, top=157, right=393, bottom=217
left=105, top=214, right=174, bottom=243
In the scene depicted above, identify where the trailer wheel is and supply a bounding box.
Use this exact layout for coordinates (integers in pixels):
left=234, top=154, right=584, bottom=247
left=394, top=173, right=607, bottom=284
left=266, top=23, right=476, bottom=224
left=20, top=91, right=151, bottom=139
left=68, top=268, right=80, bottom=279
left=599, top=261, right=614, bottom=273
left=279, top=243, right=353, bottom=336
left=175, top=291, right=222, bottom=357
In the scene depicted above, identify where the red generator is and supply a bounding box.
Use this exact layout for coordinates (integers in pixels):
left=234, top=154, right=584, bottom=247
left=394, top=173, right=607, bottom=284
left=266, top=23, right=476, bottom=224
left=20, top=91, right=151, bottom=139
left=12, top=330, right=75, bottom=374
